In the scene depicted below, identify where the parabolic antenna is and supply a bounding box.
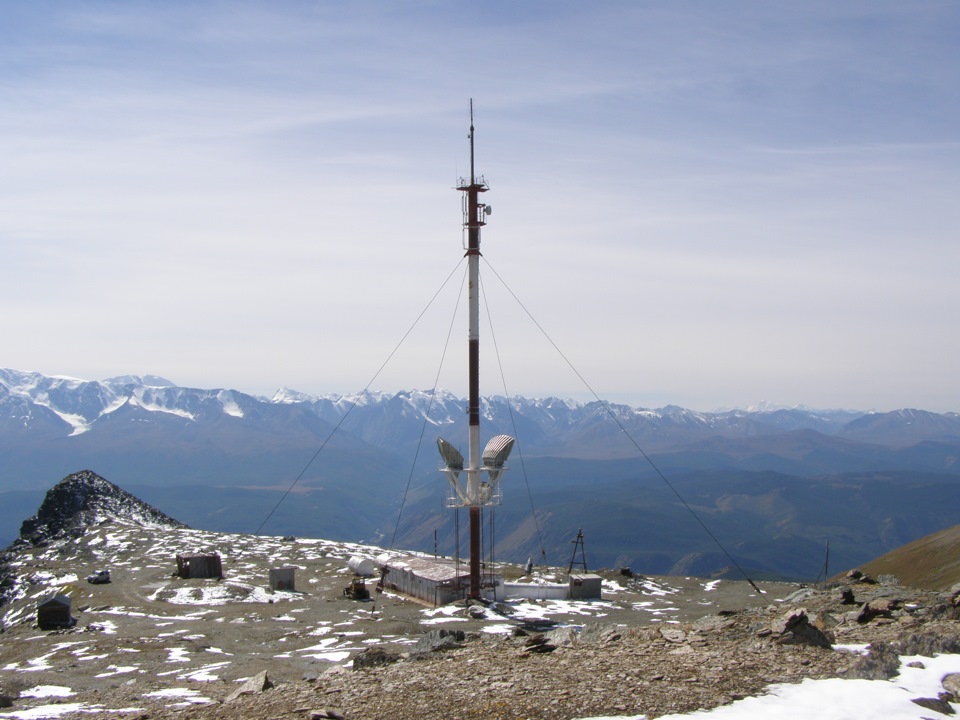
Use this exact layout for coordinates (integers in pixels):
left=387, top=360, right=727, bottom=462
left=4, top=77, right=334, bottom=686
left=483, top=434, right=515, bottom=470
left=436, top=436, right=464, bottom=471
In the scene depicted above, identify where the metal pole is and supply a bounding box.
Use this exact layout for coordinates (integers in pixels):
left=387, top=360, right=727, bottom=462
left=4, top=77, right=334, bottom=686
left=466, top=101, right=482, bottom=599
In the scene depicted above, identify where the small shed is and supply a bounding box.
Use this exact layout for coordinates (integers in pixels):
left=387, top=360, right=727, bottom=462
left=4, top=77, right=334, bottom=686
left=176, top=553, right=223, bottom=579
left=568, top=573, right=603, bottom=600
left=269, top=568, right=296, bottom=591
left=37, top=593, right=75, bottom=630
left=378, top=554, right=503, bottom=606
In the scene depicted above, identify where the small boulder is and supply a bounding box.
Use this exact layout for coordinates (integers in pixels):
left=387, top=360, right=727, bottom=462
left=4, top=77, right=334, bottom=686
left=226, top=670, right=273, bottom=702
left=522, top=635, right=556, bottom=654
left=838, top=588, right=856, bottom=605
left=857, top=598, right=899, bottom=624
left=942, top=673, right=960, bottom=696
left=847, top=643, right=902, bottom=680
left=545, top=627, right=580, bottom=647
left=310, top=710, right=347, bottom=720
left=352, top=647, right=402, bottom=670
left=812, top=612, right=839, bottom=632
left=911, top=696, right=955, bottom=715
left=659, top=626, right=687, bottom=644
left=771, top=609, right=832, bottom=649
left=948, top=583, right=960, bottom=605
left=412, top=629, right=465, bottom=655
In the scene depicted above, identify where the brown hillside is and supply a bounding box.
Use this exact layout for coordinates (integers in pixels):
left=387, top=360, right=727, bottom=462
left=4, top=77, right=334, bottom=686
left=858, top=524, right=960, bottom=590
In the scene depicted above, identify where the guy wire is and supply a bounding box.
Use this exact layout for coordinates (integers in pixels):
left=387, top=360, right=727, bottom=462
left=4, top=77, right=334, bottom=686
left=482, top=258, right=763, bottom=595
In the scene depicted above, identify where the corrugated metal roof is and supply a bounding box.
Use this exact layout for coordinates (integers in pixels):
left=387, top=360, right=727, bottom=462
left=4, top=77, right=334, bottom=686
left=382, top=555, right=468, bottom=583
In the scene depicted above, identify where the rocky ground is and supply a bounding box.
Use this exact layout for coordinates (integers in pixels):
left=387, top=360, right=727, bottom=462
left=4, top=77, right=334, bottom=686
left=146, top=576, right=960, bottom=720
left=3, top=546, right=960, bottom=720
left=2, top=472, right=960, bottom=719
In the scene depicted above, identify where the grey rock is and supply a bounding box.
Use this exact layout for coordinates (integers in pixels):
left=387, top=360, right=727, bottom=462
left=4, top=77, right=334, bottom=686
left=772, top=608, right=809, bottom=635
left=226, top=670, right=273, bottom=702
left=310, top=710, right=347, bottom=720
left=771, top=609, right=832, bottom=649
left=949, top=584, right=960, bottom=605
left=782, top=588, right=815, bottom=604
left=911, top=696, right=955, bottom=715
left=943, top=673, right=960, bottom=696
left=522, top=635, right=557, bottom=653
left=660, top=626, right=687, bottom=644
left=897, top=632, right=960, bottom=657
left=579, top=623, right=622, bottom=644
left=847, top=644, right=902, bottom=680
left=838, top=588, right=856, bottom=605
left=353, top=647, right=402, bottom=670
left=857, top=597, right=898, bottom=624
left=545, top=627, right=580, bottom=647
left=412, top=629, right=465, bottom=655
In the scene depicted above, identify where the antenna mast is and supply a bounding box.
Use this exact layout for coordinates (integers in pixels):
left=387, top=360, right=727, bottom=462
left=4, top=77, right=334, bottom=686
left=437, top=101, right=514, bottom=601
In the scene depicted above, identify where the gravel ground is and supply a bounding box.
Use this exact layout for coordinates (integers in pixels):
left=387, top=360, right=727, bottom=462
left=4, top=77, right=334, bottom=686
left=2, top=518, right=959, bottom=719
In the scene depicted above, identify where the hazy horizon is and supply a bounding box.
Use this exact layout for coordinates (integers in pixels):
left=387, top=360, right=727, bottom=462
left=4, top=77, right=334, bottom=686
left=2, top=3, right=958, bottom=412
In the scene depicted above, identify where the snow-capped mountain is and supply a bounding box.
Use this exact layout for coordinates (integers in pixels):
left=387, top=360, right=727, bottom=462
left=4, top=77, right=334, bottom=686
left=0, top=368, right=865, bottom=446
left=0, top=369, right=248, bottom=437
left=6, top=369, right=960, bottom=464
left=3, top=370, right=960, bottom=580
left=4, top=369, right=960, bottom=491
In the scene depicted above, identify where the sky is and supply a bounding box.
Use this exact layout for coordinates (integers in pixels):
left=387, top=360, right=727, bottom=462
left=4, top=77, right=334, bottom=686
left=2, top=1, right=959, bottom=413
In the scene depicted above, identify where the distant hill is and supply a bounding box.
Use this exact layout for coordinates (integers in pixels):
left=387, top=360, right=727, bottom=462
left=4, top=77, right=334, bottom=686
left=857, top=524, right=960, bottom=590
left=393, top=467, right=960, bottom=581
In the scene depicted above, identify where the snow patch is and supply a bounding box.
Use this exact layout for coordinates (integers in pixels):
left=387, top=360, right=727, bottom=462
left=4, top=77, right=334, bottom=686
left=19, top=687, right=74, bottom=699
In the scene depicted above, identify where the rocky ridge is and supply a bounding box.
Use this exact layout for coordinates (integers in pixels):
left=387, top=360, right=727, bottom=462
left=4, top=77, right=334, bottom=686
left=14, top=469, right=186, bottom=548
left=0, top=470, right=186, bottom=607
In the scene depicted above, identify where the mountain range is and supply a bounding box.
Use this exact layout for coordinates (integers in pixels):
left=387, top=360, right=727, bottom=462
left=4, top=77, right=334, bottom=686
left=2, top=368, right=960, bottom=579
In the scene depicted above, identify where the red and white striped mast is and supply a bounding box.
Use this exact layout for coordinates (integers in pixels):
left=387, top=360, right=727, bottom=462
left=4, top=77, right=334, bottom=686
left=437, top=101, right=514, bottom=601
